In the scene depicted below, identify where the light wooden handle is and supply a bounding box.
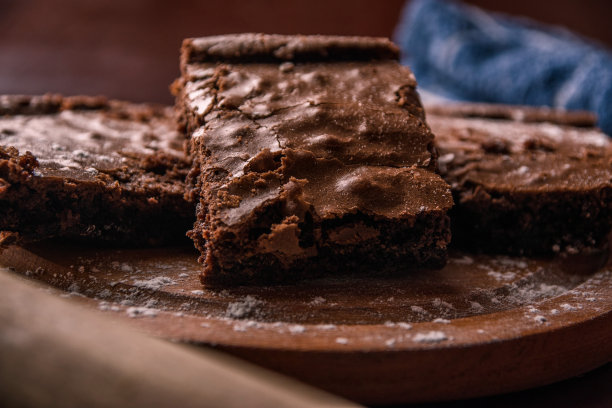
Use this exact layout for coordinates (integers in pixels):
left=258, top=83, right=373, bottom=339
left=0, top=268, right=360, bottom=408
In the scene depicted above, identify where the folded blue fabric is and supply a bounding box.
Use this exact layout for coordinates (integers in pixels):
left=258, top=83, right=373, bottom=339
left=394, top=0, right=612, bottom=135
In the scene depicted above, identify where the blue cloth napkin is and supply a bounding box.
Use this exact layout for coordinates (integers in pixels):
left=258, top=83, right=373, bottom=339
left=394, top=0, right=612, bottom=135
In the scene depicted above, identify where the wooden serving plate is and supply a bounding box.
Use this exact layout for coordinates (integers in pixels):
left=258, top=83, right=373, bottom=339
left=1, top=241, right=611, bottom=405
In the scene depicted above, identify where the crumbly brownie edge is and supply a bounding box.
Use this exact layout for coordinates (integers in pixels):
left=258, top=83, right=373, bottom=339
left=0, top=147, right=194, bottom=246
left=198, top=211, right=451, bottom=286
left=1, top=94, right=173, bottom=121
left=187, top=147, right=452, bottom=285
left=450, top=186, right=612, bottom=255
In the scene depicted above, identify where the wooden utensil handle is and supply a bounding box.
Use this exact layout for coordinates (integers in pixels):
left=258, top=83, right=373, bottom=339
left=0, top=268, right=359, bottom=408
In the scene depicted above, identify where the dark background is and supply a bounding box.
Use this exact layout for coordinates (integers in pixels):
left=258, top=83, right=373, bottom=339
left=0, top=0, right=610, bottom=104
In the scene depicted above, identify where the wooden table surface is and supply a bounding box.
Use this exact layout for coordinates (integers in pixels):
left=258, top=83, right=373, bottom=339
left=0, top=1, right=610, bottom=406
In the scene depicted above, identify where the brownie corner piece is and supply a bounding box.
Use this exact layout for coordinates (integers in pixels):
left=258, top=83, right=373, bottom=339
left=177, top=34, right=453, bottom=285
left=0, top=94, right=195, bottom=245
left=427, top=102, right=612, bottom=255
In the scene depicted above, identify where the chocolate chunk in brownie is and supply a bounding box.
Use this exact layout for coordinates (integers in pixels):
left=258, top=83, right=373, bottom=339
left=0, top=94, right=195, bottom=245
left=427, top=102, right=612, bottom=254
left=175, top=34, right=453, bottom=285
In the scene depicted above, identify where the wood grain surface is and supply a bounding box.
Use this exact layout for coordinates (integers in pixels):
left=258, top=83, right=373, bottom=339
left=1, top=241, right=610, bottom=405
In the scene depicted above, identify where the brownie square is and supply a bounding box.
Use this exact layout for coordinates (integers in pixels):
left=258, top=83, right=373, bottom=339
left=0, top=94, right=195, bottom=245
left=175, top=34, right=453, bottom=285
left=427, top=102, right=612, bottom=254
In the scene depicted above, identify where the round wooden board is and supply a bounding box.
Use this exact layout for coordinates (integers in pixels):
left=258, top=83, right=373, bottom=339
left=1, top=241, right=611, bottom=405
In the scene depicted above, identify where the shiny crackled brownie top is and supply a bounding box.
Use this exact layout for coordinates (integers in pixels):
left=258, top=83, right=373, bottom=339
left=427, top=103, right=612, bottom=192
left=0, top=94, right=184, bottom=184
left=178, top=34, right=453, bottom=226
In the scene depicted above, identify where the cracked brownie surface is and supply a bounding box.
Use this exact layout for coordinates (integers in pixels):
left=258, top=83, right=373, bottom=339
left=0, top=94, right=195, bottom=245
left=428, top=103, right=612, bottom=254
left=176, top=34, right=453, bottom=285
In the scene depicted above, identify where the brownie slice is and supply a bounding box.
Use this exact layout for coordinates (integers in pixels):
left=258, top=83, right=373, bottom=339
left=427, top=102, right=612, bottom=254
left=175, top=34, right=453, bottom=285
left=0, top=94, right=195, bottom=245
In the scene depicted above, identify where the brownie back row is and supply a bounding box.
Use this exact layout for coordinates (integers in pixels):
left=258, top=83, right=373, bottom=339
left=1, top=34, right=611, bottom=285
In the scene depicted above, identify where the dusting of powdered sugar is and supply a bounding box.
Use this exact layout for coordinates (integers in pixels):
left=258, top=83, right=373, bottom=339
left=316, top=324, right=337, bottom=330
left=225, top=295, right=265, bottom=319
left=384, top=321, right=413, bottom=329
left=411, top=306, right=427, bottom=314
left=487, top=271, right=517, bottom=281
left=288, top=324, right=306, bottom=334
left=132, top=276, right=175, bottom=290
left=504, top=282, right=568, bottom=305
left=412, top=331, right=449, bottom=343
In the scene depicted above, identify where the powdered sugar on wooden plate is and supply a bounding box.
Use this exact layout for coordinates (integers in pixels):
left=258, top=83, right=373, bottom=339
left=225, top=295, right=265, bottom=319
left=413, top=331, right=449, bottom=343
left=132, top=276, right=175, bottom=290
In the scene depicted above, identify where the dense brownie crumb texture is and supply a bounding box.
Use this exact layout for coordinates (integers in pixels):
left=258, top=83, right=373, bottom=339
left=175, top=34, right=453, bottom=285
left=0, top=94, right=195, bottom=245
left=427, top=103, right=612, bottom=255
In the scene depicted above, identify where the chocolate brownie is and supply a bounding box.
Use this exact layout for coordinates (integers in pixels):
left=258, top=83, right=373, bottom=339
left=0, top=94, right=195, bottom=245
left=175, top=34, right=453, bottom=285
left=427, top=102, right=612, bottom=254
